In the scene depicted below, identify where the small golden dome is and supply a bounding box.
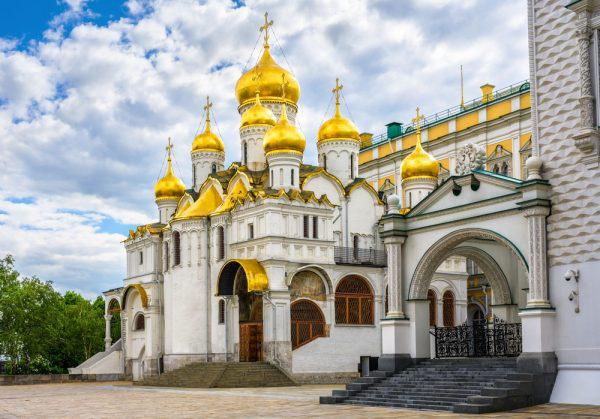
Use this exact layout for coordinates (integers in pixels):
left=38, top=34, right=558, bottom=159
left=235, top=46, right=300, bottom=107
left=318, top=101, right=360, bottom=144
left=263, top=103, right=305, bottom=155
left=240, top=93, right=277, bottom=128
left=155, top=154, right=186, bottom=201
left=192, top=98, right=225, bottom=153
left=401, top=141, right=439, bottom=180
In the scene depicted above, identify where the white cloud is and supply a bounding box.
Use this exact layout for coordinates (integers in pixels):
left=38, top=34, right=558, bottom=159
left=0, top=0, right=528, bottom=296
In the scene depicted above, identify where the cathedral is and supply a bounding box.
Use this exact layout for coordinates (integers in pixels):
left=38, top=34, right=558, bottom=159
left=74, top=2, right=600, bottom=409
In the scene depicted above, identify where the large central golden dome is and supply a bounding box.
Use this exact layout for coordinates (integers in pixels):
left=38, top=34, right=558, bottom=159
left=263, top=103, right=305, bottom=155
left=235, top=45, right=300, bottom=107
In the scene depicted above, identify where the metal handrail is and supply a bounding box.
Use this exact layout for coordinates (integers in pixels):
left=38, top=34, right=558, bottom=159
left=363, top=80, right=530, bottom=149
left=334, top=246, right=387, bottom=267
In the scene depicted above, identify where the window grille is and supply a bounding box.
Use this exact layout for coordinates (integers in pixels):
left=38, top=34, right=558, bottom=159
left=173, top=231, right=181, bottom=266
left=335, top=275, right=374, bottom=325
left=218, top=299, right=225, bottom=324
left=290, top=300, right=325, bottom=349
left=428, top=289, right=437, bottom=327
left=443, top=290, right=455, bottom=327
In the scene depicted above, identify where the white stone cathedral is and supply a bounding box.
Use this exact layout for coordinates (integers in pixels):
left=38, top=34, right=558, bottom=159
left=74, top=3, right=600, bottom=405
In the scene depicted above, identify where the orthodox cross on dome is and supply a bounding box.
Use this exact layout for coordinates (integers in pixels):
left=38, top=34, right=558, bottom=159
left=412, top=106, right=424, bottom=136
left=332, top=77, right=343, bottom=106
left=259, top=12, right=273, bottom=48
left=204, top=95, right=213, bottom=128
left=166, top=137, right=173, bottom=161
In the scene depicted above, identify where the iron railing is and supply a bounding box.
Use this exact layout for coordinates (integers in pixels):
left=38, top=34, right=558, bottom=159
left=334, top=246, right=387, bottom=267
left=364, top=80, right=530, bottom=150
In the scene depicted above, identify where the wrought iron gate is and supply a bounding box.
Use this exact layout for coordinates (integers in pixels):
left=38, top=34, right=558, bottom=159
left=432, top=316, right=522, bottom=358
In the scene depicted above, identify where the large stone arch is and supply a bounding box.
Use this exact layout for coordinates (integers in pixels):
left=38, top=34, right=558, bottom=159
left=286, top=265, right=333, bottom=295
left=408, top=228, right=526, bottom=303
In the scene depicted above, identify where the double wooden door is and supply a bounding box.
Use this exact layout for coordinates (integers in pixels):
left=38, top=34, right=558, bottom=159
left=239, top=322, right=263, bottom=362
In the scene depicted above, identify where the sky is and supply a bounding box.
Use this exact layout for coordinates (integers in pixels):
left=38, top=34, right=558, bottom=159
left=0, top=0, right=529, bottom=298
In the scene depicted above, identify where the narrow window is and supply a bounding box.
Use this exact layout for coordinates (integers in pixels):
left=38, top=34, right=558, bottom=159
left=173, top=231, right=181, bottom=266
left=350, top=154, right=355, bottom=179
left=279, top=168, right=283, bottom=185
left=139, top=251, right=143, bottom=265
left=291, top=168, right=295, bottom=186
left=443, top=291, right=455, bottom=327
left=164, top=242, right=169, bottom=271
left=270, top=170, right=274, bottom=187
left=303, top=215, right=310, bottom=238
left=211, top=163, right=217, bottom=174
left=312, top=216, right=318, bottom=239
left=248, top=223, right=254, bottom=239
left=323, top=154, right=327, bottom=170
left=408, top=192, right=412, bottom=208
left=217, top=226, right=225, bottom=260
left=192, top=164, right=196, bottom=187
left=243, top=141, right=248, bottom=165
left=218, top=299, right=226, bottom=324
left=353, top=235, right=360, bottom=259
left=428, top=289, right=437, bottom=327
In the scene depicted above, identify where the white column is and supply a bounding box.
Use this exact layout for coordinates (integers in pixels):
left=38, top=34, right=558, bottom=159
left=104, top=314, right=112, bottom=350
left=523, top=206, right=551, bottom=308
left=384, top=236, right=406, bottom=318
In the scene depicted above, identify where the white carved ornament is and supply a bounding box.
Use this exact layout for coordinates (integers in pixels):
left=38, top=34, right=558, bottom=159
left=456, top=143, right=486, bottom=175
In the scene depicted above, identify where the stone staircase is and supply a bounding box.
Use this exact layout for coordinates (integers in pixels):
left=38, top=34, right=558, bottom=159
left=138, top=362, right=297, bottom=388
left=321, top=358, right=536, bottom=413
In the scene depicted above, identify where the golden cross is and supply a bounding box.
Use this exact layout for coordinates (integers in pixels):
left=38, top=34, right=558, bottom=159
left=412, top=106, right=424, bottom=134
left=281, top=73, right=289, bottom=98
left=166, top=137, right=173, bottom=159
left=252, top=71, right=262, bottom=94
left=204, top=95, right=212, bottom=122
left=259, top=12, right=273, bottom=47
left=332, top=77, right=343, bottom=107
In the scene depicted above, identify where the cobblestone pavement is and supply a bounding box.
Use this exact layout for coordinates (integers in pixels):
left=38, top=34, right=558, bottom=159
left=0, top=382, right=599, bottom=418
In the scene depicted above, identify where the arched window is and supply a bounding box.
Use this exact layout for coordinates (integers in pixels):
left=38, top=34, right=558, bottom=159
left=428, top=289, right=437, bottom=327
left=218, top=299, right=226, bottom=324
left=350, top=153, right=355, bottom=179
left=173, top=231, right=181, bottom=266
left=217, top=226, right=225, bottom=260
left=493, top=164, right=500, bottom=174
left=291, top=168, right=295, bottom=186
left=164, top=242, right=169, bottom=271
left=335, top=275, right=374, bottom=325
left=133, top=313, right=145, bottom=331
left=243, top=141, right=248, bottom=165
left=443, top=290, right=455, bottom=327
left=211, top=163, right=217, bottom=174
left=290, top=299, right=325, bottom=349
left=323, top=154, right=327, bottom=170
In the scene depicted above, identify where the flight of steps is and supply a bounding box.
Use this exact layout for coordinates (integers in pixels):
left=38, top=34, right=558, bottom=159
left=138, top=362, right=297, bottom=388
left=321, top=358, right=535, bottom=414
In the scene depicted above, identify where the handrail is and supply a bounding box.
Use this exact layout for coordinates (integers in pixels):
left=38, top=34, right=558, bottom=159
left=363, top=80, right=530, bottom=150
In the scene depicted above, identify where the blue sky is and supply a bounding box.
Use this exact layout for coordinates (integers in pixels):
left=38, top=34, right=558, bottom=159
left=0, top=0, right=528, bottom=298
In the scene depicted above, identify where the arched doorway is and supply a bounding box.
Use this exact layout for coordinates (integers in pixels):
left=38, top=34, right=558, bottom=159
left=408, top=229, right=526, bottom=358
left=107, top=298, right=122, bottom=343
left=217, top=260, right=268, bottom=362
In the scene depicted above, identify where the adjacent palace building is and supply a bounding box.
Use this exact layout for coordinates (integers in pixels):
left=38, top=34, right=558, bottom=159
left=73, top=1, right=600, bottom=410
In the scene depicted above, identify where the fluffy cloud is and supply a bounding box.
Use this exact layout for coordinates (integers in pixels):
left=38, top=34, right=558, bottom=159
left=0, top=0, right=527, bottom=296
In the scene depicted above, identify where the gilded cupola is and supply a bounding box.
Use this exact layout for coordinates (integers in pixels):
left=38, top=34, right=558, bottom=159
left=318, top=78, right=360, bottom=144
left=401, top=107, right=439, bottom=181
left=155, top=139, right=186, bottom=201
left=235, top=13, right=300, bottom=108
left=192, top=96, right=225, bottom=153
left=263, top=99, right=306, bottom=155
left=240, top=92, right=277, bottom=128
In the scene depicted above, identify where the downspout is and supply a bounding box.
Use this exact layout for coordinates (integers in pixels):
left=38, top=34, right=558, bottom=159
left=206, top=218, right=212, bottom=361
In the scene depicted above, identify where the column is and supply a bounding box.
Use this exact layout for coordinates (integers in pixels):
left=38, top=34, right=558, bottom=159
left=104, top=314, right=112, bottom=350
left=384, top=236, right=406, bottom=318
left=523, top=206, right=551, bottom=308
left=577, top=25, right=594, bottom=131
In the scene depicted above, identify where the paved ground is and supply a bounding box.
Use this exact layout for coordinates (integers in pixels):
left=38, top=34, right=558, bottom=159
left=0, top=382, right=599, bottom=418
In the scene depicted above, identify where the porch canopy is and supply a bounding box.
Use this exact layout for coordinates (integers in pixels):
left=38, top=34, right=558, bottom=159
left=217, top=259, right=268, bottom=296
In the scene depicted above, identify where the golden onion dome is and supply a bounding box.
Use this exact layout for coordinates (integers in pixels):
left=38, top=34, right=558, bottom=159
left=318, top=86, right=360, bottom=143
left=240, top=93, right=277, bottom=128
left=263, top=102, right=305, bottom=155
left=155, top=154, right=186, bottom=201
left=235, top=45, right=300, bottom=107
left=400, top=133, right=439, bottom=180
left=191, top=98, right=225, bottom=153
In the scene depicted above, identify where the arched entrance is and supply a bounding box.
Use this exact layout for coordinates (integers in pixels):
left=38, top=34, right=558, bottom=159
left=217, top=259, right=268, bottom=362
left=408, top=229, right=526, bottom=358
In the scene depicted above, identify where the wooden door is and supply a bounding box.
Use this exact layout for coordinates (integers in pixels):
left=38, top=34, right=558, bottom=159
left=239, top=322, right=262, bottom=362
